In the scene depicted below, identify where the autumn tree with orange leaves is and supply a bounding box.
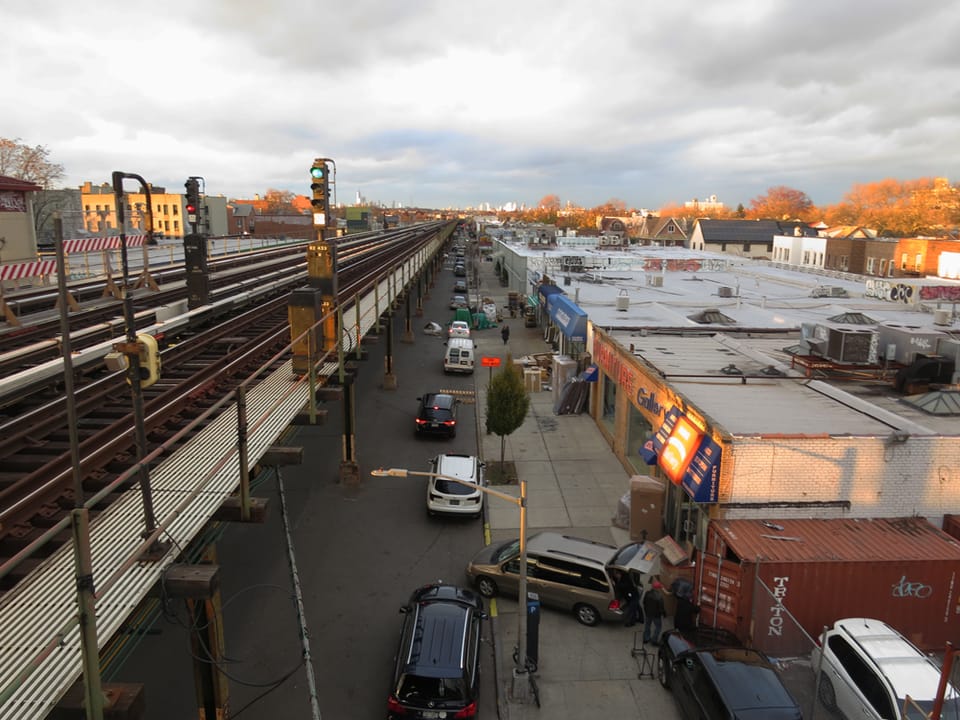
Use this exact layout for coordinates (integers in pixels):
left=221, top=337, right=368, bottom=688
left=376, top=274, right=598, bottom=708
left=746, top=186, right=816, bottom=221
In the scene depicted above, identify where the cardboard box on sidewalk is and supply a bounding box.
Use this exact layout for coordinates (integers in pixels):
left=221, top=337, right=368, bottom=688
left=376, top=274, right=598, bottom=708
left=629, top=475, right=664, bottom=541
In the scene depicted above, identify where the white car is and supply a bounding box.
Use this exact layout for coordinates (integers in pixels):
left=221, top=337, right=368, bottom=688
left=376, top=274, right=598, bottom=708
left=448, top=320, right=471, bottom=338
left=427, top=454, right=484, bottom=518
left=812, top=617, right=960, bottom=719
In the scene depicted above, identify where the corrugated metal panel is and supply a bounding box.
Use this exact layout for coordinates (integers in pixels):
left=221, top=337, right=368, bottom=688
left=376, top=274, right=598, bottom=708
left=710, top=516, right=960, bottom=562
left=698, top=517, right=960, bottom=653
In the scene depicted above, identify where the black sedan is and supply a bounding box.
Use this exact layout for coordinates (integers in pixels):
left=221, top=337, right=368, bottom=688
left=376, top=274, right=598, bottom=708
left=414, top=393, right=459, bottom=438
left=657, top=628, right=802, bottom=719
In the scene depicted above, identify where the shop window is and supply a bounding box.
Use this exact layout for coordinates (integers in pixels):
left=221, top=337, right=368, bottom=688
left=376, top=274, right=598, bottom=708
left=601, top=376, right=616, bottom=434
left=879, top=259, right=887, bottom=276
left=626, top=406, right=653, bottom=474
left=915, top=253, right=922, bottom=271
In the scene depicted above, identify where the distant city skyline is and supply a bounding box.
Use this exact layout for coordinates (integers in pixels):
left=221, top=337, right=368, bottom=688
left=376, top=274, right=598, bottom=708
left=4, top=1, right=958, bottom=211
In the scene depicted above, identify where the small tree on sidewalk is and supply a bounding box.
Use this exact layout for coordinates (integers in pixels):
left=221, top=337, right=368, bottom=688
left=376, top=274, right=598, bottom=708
left=486, top=356, right=530, bottom=482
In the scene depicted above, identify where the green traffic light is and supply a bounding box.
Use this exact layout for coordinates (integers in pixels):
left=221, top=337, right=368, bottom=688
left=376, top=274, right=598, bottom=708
left=310, top=165, right=325, bottom=179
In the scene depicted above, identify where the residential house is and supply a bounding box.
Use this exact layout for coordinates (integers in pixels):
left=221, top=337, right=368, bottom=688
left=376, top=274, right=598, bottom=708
left=689, top=219, right=814, bottom=259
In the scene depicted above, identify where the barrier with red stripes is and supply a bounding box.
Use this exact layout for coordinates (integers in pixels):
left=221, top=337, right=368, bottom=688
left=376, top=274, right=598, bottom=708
left=62, top=235, right=147, bottom=254
left=0, top=260, right=58, bottom=281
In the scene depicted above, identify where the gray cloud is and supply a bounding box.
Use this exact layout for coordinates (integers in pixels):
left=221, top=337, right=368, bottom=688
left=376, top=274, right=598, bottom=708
left=4, top=0, right=958, bottom=210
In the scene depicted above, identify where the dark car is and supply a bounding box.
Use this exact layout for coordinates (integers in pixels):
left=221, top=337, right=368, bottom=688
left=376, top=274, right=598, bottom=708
left=453, top=263, right=466, bottom=277
left=657, top=628, right=802, bottom=720
left=415, top=393, right=459, bottom=438
left=388, top=583, right=485, bottom=719
left=454, top=279, right=468, bottom=293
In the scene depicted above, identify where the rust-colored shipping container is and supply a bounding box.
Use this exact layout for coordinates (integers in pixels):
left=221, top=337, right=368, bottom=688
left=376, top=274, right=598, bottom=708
left=696, top=517, right=960, bottom=655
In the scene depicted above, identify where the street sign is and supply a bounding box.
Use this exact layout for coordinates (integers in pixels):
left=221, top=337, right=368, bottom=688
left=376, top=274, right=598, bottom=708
left=481, top=356, right=501, bottom=367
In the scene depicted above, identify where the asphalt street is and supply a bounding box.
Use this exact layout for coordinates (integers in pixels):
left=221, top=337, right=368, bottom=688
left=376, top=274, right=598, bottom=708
left=112, top=254, right=495, bottom=718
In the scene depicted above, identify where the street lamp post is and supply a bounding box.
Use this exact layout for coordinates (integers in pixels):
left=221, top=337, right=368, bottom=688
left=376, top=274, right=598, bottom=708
left=371, top=467, right=531, bottom=701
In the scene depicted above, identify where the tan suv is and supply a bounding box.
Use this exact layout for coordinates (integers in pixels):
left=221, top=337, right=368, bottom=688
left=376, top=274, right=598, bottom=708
left=465, top=531, right=661, bottom=626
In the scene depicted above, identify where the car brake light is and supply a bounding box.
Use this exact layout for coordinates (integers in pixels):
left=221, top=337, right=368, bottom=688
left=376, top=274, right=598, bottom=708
left=386, top=695, right=408, bottom=714
left=453, top=701, right=477, bottom=718
left=443, top=420, right=456, bottom=426
left=415, top=418, right=427, bottom=425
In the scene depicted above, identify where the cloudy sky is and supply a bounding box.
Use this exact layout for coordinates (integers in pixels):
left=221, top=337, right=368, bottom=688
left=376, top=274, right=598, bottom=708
left=4, top=0, right=959, bottom=211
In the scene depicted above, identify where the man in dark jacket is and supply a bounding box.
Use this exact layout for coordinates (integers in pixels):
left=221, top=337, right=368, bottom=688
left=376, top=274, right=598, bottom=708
left=642, top=580, right=666, bottom=645
left=613, top=570, right=641, bottom=627
left=674, top=593, right=700, bottom=632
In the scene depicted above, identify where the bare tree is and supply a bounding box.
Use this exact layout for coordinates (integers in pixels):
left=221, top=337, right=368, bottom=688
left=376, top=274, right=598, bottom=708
left=0, top=137, right=65, bottom=188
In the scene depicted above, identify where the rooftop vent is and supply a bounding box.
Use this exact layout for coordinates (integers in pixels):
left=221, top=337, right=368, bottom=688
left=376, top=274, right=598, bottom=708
left=687, top=308, right=737, bottom=325
left=826, top=312, right=877, bottom=325
left=721, top=363, right=744, bottom=375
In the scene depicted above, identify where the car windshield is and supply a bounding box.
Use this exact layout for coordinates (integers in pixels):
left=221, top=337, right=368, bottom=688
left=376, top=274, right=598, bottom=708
left=492, top=539, right=521, bottom=562
left=397, top=674, right=467, bottom=703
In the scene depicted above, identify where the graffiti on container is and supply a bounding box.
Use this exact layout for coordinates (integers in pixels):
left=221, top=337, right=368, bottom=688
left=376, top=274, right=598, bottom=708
left=919, top=285, right=960, bottom=302
left=767, top=576, right=790, bottom=637
left=864, top=279, right=916, bottom=303
left=891, top=575, right=932, bottom=599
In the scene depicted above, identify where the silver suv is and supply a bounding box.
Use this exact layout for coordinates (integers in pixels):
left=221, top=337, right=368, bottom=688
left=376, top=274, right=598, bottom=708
left=466, top=531, right=661, bottom=626
left=812, top=617, right=960, bottom=719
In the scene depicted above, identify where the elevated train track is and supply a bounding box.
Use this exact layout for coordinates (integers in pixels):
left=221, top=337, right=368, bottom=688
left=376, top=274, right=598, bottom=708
left=0, top=219, right=455, bottom=719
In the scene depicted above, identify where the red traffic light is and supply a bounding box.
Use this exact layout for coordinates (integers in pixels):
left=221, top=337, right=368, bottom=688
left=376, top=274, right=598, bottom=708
left=186, top=204, right=197, bottom=214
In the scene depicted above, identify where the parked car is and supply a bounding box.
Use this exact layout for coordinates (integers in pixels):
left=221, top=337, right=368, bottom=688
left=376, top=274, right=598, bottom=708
left=454, top=263, right=466, bottom=277
left=427, top=454, right=484, bottom=518
left=454, top=279, right=468, bottom=293
left=414, top=393, right=459, bottom=438
left=812, top=617, right=960, bottom=719
left=448, top=320, right=471, bottom=338
left=657, top=627, right=802, bottom=720
left=465, top=531, right=662, bottom=626
left=449, top=295, right=469, bottom=310
left=388, top=583, right=485, bottom=719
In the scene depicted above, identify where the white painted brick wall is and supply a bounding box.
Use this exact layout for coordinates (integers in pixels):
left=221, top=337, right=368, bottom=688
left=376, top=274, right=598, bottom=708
left=722, top=436, right=960, bottom=524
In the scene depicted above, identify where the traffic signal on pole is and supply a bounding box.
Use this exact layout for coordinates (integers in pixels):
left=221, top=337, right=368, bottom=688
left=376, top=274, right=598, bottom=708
left=310, top=160, right=328, bottom=227
left=136, top=333, right=162, bottom=388
left=184, top=177, right=200, bottom=225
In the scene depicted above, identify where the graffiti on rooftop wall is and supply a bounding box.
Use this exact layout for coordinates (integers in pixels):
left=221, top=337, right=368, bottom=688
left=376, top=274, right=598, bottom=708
left=642, top=258, right=728, bottom=273
left=865, top=279, right=960, bottom=303
left=919, top=285, right=960, bottom=302
left=864, top=279, right=916, bottom=303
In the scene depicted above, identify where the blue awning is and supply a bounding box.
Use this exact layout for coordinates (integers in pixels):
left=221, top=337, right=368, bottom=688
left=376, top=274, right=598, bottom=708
left=546, top=293, right=588, bottom=342
left=537, top=283, right=564, bottom=306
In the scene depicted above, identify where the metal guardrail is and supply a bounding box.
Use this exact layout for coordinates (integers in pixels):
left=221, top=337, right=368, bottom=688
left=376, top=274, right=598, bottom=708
left=0, top=232, right=444, bottom=718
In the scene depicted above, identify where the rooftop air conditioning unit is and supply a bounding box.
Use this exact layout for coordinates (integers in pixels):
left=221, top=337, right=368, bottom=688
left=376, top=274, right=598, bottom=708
left=934, top=309, right=951, bottom=326
left=647, top=275, right=663, bottom=287
left=616, top=290, right=630, bottom=312
left=820, top=325, right=878, bottom=364
left=718, top=286, right=733, bottom=298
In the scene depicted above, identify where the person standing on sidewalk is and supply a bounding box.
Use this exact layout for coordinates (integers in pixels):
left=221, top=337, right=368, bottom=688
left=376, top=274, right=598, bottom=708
left=613, top=570, right=641, bottom=627
left=642, top=580, right=667, bottom=645
left=501, top=323, right=510, bottom=344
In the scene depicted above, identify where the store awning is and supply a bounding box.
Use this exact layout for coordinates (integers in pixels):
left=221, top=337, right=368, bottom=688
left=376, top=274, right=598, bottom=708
left=537, top=283, right=564, bottom=306
left=546, top=293, right=588, bottom=342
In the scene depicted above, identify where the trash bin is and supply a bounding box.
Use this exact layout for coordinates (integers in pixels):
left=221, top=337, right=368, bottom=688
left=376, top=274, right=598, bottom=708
left=526, top=592, right=540, bottom=669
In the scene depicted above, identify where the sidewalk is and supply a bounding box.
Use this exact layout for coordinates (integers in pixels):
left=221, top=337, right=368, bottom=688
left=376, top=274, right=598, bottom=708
left=468, top=253, right=681, bottom=719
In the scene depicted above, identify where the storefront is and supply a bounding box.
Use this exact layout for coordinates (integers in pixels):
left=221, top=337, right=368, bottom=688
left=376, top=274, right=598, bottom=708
left=544, top=292, right=587, bottom=359
left=591, top=328, right=725, bottom=550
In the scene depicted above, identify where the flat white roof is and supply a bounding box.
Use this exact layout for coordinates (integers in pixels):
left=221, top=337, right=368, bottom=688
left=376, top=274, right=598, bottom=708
left=500, top=242, right=960, bottom=437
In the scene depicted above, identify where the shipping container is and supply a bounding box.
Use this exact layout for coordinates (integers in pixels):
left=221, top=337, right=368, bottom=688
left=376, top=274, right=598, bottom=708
left=696, top=517, right=960, bottom=656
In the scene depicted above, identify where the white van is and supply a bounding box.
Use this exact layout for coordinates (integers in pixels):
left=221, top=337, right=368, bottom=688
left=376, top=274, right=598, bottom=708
left=444, top=337, right=475, bottom=374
